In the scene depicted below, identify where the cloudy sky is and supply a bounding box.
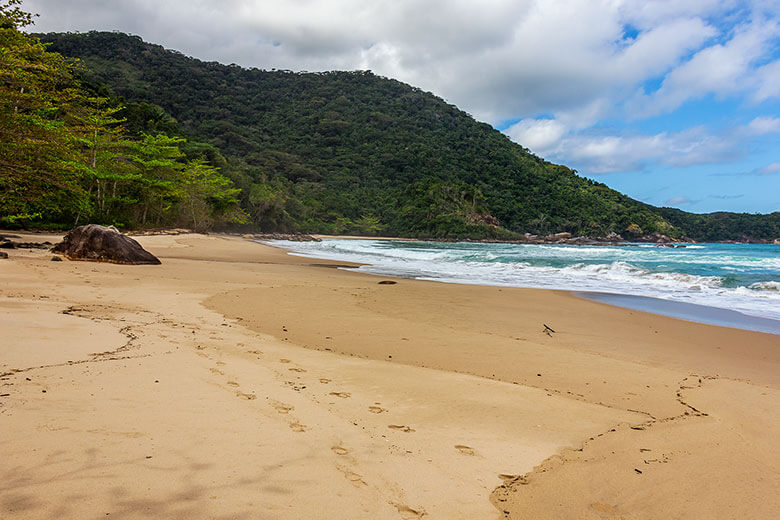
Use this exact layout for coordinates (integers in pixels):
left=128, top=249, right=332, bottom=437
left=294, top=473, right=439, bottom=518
left=22, top=0, right=780, bottom=213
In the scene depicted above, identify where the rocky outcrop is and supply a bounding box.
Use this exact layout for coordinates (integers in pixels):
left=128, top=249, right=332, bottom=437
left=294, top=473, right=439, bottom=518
left=127, top=228, right=194, bottom=236
left=603, top=232, right=624, bottom=241
left=624, top=224, right=643, bottom=238
left=634, top=232, right=674, bottom=243
left=244, top=233, right=321, bottom=242
left=53, top=224, right=161, bottom=265
left=545, top=232, right=572, bottom=241
left=0, top=238, right=52, bottom=249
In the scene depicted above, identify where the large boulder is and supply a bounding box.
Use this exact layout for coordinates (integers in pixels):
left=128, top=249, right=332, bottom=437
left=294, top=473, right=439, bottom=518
left=545, top=232, right=572, bottom=241
left=53, top=225, right=161, bottom=265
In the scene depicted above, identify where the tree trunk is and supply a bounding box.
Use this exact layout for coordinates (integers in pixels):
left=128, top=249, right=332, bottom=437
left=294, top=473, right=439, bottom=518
left=14, top=87, right=24, bottom=114
left=91, top=127, right=98, bottom=168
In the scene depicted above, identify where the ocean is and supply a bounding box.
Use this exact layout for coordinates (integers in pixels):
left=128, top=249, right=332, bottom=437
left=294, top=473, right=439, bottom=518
left=267, top=239, right=780, bottom=334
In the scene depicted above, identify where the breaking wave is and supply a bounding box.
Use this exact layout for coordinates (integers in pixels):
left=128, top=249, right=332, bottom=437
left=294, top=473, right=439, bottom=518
left=267, top=239, right=780, bottom=322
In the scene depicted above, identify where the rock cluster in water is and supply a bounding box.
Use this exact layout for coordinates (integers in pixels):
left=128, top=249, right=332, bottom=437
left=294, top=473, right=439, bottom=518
left=241, top=233, right=321, bottom=242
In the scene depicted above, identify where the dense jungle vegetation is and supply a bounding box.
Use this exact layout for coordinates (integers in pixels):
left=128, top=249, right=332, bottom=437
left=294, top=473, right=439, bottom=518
left=657, top=208, right=780, bottom=242
left=0, top=2, right=246, bottom=231
left=2, top=1, right=777, bottom=240
left=32, top=28, right=679, bottom=238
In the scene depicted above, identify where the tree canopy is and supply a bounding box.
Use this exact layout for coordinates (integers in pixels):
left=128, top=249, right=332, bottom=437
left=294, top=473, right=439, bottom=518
left=0, top=2, right=246, bottom=231
left=39, top=30, right=693, bottom=239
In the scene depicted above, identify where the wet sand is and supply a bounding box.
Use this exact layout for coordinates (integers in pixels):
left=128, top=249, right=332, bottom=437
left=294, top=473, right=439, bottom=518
left=1, top=232, right=778, bottom=519
left=577, top=291, right=780, bottom=335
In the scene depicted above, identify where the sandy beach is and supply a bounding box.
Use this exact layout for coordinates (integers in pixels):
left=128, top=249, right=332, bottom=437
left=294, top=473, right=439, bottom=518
left=1, top=232, right=778, bottom=519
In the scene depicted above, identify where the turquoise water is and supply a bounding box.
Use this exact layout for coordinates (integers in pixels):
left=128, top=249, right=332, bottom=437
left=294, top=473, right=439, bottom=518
left=270, top=239, right=780, bottom=330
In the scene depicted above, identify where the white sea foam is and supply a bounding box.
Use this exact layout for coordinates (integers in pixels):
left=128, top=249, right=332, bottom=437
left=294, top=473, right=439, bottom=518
left=267, top=239, right=780, bottom=321
left=749, top=281, right=780, bottom=291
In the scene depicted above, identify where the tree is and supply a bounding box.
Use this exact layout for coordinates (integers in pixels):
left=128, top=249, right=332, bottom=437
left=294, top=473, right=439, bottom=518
left=178, top=159, right=247, bottom=231
left=0, top=0, right=88, bottom=223
left=67, top=96, right=132, bottom=224
left=1, top=2, right=248, bottom=231
left=122, top=133, right=186, bottom=225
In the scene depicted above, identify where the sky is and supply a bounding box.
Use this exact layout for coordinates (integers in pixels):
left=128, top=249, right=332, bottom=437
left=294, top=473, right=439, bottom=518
left=21, top=0, right=780, bottom=214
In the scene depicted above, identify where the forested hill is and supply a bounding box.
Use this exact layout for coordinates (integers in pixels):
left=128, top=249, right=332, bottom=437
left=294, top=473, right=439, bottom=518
left=656, top=208, right=780, bottom=243
left=36, top=30, right=687, bottom=239
left=26, top=31, right=776, bottom=241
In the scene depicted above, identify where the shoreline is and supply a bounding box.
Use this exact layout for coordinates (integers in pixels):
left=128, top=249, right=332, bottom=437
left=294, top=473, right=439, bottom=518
left=2, top=232, right=778, bottom=519
left=262, top=237, right=780, bottom=336
left=308, top=233, right=780, bottom=245
left=576, top=291, right=780, bottom=335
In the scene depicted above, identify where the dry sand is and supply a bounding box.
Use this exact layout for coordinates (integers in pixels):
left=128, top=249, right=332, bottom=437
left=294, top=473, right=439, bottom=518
left=1, top=232, right=778, bottom=519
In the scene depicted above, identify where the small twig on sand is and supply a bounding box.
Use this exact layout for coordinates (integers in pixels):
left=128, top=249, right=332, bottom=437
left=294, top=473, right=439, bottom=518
left=543, top=324, right=556, bottom=336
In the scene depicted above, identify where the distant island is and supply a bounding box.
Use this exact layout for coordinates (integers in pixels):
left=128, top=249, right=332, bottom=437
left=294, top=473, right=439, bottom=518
left=1, top=6, right=777, bottom=242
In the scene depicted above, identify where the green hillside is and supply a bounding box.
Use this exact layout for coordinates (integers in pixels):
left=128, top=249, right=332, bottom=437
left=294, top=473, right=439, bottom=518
left=38, top=31, right=683, bottom=239
left=656, top=208, right=780, bottom=242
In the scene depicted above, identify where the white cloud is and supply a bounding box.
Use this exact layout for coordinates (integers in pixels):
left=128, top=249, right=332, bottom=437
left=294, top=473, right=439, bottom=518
left=619, top=0, right=738, bottom=28
left=745, top=116, right=780, bottom=135
left=665, top=196, right=692, bottom=205
left=758, top=162, right=780, bottom=175
left=612, top=17, right=716, bottom=81
left=708, top=194, right=744, bottom=199
left=754, top=58, right=780, bottom=101
left=21, top=0, right=773, bottom=125
left=630, top=18, right=780, bottom=117
left=503, top=119, right=567, bottom=152
left=510, top=126, right=738, bottom=174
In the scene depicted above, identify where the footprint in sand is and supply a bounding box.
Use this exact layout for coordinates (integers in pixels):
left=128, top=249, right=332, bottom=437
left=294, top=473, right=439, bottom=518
left=393, top=503, right=425, bottom=519
left=345, top=472, right=366, bottom=487
left=289, top=421, right=307, bottom=433
left=337, top=466, right=367, bottom=487
left=319, top=378, right=331, bottom=384
left=455, top=444, right=476, bottom=456
left=215, top=361, right=226, bottom=366
left=226, top=381, right=239, bottom=387
left=283, top=380, right=306, bottom=391
left=329, top=392, right=351, bottom=399
left=270, top=401, right=294, bottom=414
left=236, top=391, right=257, bottom=400
left=279, top=359, right=291, bottom=364
left=591, top=503, right=624, bottom=519
left=388, top=425, right=415, bottom=433
left=331, top=445, right=349, bottom=456
left=209, top=367, right=225, bottom=376
left=288, top=367, right=307, bottom=373
left=368, top=406, right=387, bottom=414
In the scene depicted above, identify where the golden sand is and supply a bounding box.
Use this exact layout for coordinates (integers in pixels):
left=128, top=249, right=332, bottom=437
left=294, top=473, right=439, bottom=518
left=1, top=233, right=778, bottom=519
